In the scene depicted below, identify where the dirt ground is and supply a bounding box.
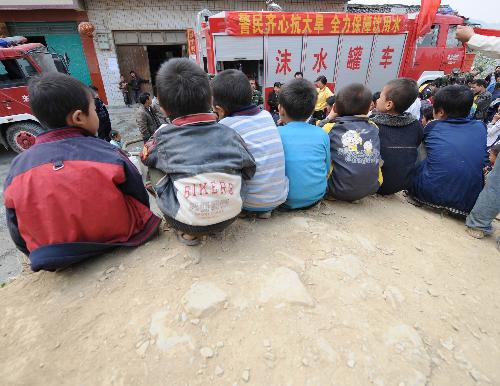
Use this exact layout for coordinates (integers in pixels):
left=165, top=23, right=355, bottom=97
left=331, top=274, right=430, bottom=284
left=0, top=192, right=498, bottom=386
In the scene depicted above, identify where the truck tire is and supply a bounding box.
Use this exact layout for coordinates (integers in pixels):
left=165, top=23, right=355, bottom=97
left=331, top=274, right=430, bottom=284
left=6, top=122, right=44, bottom=153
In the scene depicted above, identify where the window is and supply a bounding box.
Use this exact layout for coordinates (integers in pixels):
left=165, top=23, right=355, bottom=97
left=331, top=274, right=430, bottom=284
left=446, top=25, right=463, bottom=48
left=17, top=58, right=38, bottom=77
left=417, top=25, right=440, bottom=47
left=0, top=60, right=27, bottom=88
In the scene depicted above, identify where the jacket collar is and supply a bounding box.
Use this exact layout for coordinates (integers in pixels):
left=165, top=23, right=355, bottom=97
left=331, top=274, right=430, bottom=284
left=333, top=115, right=369, bottom=123
left=172, top=113, right=217, bottom=126
left=371, top=112, right=418, bottom=127
left=35, top=127, right=91, bottom=144
left=230, top=104, right=261, bottom=117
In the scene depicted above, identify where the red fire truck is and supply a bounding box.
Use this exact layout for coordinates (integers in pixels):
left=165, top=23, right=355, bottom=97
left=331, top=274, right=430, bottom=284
left=195, top=11, right=475, bottom=102
left=0, top=36, right=68, bottom=153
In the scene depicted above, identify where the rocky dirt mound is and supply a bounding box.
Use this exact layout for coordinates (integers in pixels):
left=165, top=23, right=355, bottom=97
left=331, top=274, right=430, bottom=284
left=0, top=194, right=498, bottom=385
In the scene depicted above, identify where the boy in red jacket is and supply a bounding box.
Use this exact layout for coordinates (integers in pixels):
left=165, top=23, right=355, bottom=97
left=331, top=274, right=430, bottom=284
left=4, top=72, right=161, bottom=271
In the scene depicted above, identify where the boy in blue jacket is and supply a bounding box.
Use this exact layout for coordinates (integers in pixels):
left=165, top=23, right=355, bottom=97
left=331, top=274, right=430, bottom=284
left=277, top=79, right=330, bottom=209
left=4, top=73, right=161, bottom=271
left=409, top=85, right=487, bottom=215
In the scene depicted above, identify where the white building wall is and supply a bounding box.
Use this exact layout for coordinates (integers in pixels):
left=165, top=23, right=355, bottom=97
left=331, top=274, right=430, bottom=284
left=86, top=0, right=348, bottom=105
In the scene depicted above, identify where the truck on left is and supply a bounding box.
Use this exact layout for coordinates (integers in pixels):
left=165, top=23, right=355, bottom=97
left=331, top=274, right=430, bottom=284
left=0, top=36, right=69, bottom=153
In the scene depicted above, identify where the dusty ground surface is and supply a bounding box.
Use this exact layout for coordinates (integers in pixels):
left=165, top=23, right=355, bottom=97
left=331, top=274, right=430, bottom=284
left=0, top=190, right=498, bottom=386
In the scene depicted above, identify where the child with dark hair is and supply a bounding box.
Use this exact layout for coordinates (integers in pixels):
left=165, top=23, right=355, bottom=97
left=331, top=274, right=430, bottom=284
left=483, top=143, right=500, bottom=177
left=327, top=83, right=382, bottom=201
left=3, top=72, right=161, bottom=271
left=212, top=70, right=288, bottom=218
left=277, top=78, right=330, bottom=209
left=109, top=130, right=122, bottom=148
left=267, top=81, right=281, bottom=124
left=89, top=85, right=112, bottom=141
left=471, top=79, right=492, bottom=121
left=410, top=85, right=487, bottom=215
left=317, top=95, right=337, bottom=132
left=421, top=105, right=434, bottom=127
left=371, top=78, right=424, bottom=195
left=141, top=59, right=256, bottom=245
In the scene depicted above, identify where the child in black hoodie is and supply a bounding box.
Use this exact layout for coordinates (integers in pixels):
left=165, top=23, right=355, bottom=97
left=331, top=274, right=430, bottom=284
left=372, top=78, right=424, bottom=195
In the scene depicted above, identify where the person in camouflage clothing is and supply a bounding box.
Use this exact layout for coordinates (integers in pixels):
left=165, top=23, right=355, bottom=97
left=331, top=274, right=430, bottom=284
left=249, top=78, right=264, bottom=108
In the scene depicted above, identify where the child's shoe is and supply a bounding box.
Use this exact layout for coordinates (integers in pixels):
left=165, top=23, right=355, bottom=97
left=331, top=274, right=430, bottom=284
left=466, top=227, right=486, bottom=239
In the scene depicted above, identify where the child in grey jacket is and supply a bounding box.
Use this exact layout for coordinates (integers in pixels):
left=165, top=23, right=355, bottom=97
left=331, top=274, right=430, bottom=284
left=327, top=83, right=382, bottom=201
left=141, top=59, right=256, bottom=245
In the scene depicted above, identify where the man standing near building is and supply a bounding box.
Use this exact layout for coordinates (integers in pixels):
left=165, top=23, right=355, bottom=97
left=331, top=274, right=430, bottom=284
left=129, top=71, right=149, bottom=104
left=249, top=78, right=264, bottom=108
left=135, top=92, right=164, bottom=142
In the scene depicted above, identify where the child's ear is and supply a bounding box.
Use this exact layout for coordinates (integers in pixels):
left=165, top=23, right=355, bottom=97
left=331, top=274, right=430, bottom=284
left=333, top=103, right=337, bottom=113
left=160, top=106, right=168, bottom=117
left=433, top=108, right=445, bottom=120
left=386, top=100, right=395, bottom=112
left=67, top=109, right=84, bottom=127
left=213, top=105, right=226, bottom=120
left=278, top=104, right=285, bottom=117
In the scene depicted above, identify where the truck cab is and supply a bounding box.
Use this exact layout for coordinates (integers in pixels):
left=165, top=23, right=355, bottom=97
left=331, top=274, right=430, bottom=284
left=0, top=37, right=64, bottom=153
left=402, top=14, right=473, bottom=84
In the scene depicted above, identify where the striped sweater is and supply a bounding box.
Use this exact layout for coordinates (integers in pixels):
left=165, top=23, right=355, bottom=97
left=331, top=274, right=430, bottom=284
left=220, top=106, right=289, bottom=211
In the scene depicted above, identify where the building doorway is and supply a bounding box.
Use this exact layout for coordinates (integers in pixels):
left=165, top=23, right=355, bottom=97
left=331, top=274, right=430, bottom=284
left=147, top=45, right=183, bottom=94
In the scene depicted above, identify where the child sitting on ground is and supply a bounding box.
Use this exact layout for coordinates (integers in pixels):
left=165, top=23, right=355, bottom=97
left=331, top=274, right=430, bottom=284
left=409, top=85, right=487, bottom=215
left=109, top=130, right=123, bottom=148
left=317, top=95, right=337, bottom=132
left=3, top=73, right=161, bottom=272
left=371, top=78, right=424, bottom=195
left=141, top=59, right=256, bottom=245
left=211, top=70, right=288, bottom=219
left=278, top=78, right=330, bottom=209
left=421, top=105, right=434, bottom=127
left=327, top=83, right=382, bottom=202
left=484, top=143, right=500, bottom=177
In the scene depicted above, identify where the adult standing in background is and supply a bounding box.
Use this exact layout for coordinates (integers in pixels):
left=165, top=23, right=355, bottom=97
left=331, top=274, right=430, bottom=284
left=118, top=75, right=130, bottom=107
left=129, top=71, right=149, bottom=104
left=135, top=92, right=164, bottom=142
left=312, top=75, right=333, bottom=122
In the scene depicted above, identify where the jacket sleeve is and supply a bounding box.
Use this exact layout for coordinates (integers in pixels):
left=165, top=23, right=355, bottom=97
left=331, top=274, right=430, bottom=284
left=140, top=136, right=159, bottom=168
left=237, top=136, right=256, bottom=180
left=5, top=208, right=29, bottom=256
left=117, top=150, right=150, bottom=207
left=324, top=134, right=331, bottom=179
left=135, top=110, right=149, bottom=140
left=468, top=34, right=500, bottom=59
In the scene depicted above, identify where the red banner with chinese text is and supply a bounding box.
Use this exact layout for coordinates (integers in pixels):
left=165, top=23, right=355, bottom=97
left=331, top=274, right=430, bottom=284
left=186, top=28, right=197, bottom=56
left=225, top=12, right=408, bottom=36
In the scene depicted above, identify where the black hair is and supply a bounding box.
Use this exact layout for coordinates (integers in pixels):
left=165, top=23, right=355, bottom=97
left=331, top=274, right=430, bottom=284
left=326, top=95, right=336, bottom=106
left=433, top=85, right=473, bottom=119
left=273, top=82, right=282, bottom=88
left=156, top=58, right=211, bottom=120
left=139, top=92, right=151, bottom=105
left=384, top=78, right=418, bottom=114
left=315, top=75, right=327, bottom=85
left=294, top=71, right=303, bottom=78
left=335, top=83, right=373, bottom=116
left=89, top=85, right=98, bottom=92
left=471, top=79, right=488, bottom=88
left=130, top=70, right=136, bottom=75
left=372, top=91, right=381, bottom=102
left=212, top=69, right=252, bottom=114
left=422, top=105, right=434, bottom=122
left=110, top=130, right=120, bottom=139
left=490, top=143, right=500, bottom=156
left=28, top=72, right=91, bottom=130
left=278, top=78, right=317, bottom=121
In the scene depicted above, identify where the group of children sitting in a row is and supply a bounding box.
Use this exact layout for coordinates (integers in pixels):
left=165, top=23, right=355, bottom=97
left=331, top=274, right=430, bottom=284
left=3, top=58, right=488, bottom=271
